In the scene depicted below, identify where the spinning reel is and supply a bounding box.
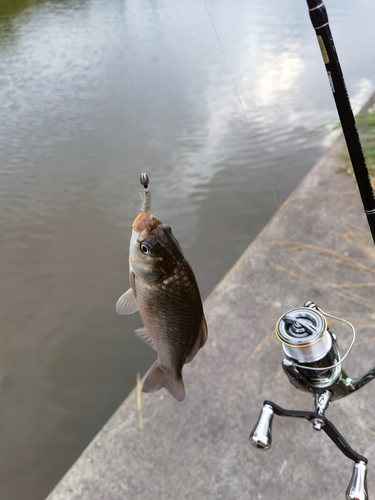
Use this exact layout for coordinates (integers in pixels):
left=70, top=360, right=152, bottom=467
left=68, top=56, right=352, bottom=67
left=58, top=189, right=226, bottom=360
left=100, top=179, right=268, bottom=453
left=250, top=301, right=374, bottom=500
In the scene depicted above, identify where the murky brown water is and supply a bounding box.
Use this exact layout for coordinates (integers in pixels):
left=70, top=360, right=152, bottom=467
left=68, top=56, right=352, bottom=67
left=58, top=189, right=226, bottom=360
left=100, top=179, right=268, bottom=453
left=0, top=0, right=375, bottom=498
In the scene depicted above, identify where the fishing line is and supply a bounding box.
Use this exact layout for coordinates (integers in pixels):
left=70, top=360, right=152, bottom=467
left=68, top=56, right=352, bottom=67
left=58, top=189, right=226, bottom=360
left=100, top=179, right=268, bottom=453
left=289, top=307, right=356, bottom=371
left=202, top=0, right=283, bottom=215
left=202, top=3, right=365, bottom=359
left=115, top=1, right=141, bottom=154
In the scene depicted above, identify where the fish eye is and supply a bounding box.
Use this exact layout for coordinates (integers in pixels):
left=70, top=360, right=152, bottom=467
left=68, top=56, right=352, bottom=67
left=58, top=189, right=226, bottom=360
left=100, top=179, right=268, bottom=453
left=164, top=225, right=172, bottom=233
left=140, top=241, right=154, bottom=255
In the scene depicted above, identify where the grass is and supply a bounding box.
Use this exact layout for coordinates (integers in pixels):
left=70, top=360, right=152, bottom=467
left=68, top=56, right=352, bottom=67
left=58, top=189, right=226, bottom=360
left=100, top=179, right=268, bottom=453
left=338, top=111, right=375, bottom=185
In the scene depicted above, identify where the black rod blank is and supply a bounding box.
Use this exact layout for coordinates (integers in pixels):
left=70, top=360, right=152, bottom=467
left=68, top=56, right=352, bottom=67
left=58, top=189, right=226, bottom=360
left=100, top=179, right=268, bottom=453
left=306, top=0, right=375, bottom=244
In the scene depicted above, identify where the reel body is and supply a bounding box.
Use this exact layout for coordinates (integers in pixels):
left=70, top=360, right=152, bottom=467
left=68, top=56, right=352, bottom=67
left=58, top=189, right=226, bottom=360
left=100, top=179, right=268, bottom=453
left=277, top=304, right=352, bottom=401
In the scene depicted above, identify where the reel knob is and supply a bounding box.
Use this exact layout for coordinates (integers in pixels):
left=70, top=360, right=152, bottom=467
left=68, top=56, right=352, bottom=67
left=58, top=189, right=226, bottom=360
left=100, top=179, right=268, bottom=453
left=249, top=404, right=274, bottom=450
left=346, top=461, right=368, bottom=500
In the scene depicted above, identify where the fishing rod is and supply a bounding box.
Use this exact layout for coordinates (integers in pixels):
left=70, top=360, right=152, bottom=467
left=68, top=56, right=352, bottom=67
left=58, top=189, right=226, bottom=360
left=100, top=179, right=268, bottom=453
left=307, top=0, right=375, bottom=244
left=249, top=3, right=375, bottom=499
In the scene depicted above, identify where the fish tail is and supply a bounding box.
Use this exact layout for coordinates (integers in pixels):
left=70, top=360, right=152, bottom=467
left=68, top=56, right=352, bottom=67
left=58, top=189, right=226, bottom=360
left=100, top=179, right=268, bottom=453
left=142, top=361, right=185, bottom=402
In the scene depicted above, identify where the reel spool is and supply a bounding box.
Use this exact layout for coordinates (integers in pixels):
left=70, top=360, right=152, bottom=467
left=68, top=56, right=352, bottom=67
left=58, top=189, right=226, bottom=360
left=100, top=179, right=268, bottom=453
left=276, top=306, right=329, bottom=363
left=276, top=305, right=341, bottom=389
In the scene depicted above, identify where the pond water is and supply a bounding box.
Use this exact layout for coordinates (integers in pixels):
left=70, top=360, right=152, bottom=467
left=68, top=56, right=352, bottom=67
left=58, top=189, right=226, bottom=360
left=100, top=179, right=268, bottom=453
left=0, top=0, right=375, bottom=498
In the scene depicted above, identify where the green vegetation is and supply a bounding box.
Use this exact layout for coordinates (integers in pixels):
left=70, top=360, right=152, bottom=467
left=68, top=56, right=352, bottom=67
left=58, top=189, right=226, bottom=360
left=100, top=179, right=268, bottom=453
left=0, top=0, right=34, bottom=17
left=339, top=111, right=375, bottom=186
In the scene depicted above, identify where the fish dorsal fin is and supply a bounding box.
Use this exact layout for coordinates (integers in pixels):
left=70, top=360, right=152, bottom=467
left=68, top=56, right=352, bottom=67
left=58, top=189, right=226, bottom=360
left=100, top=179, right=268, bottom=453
left=116, top=288, right=138, bottom=315
left=185, top=316, right=208, bottom=363
left=135, top=327, right=156, bottom=351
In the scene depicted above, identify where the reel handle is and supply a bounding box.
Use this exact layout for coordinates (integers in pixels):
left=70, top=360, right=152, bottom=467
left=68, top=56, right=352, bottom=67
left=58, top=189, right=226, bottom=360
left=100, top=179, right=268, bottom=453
left=259, top=400, right=367, bottom=463
left=346, top=461, right=368, bottom=500
left=249, top=404, right=273, bottom=450
left=250, top=401, right=369, bottom=499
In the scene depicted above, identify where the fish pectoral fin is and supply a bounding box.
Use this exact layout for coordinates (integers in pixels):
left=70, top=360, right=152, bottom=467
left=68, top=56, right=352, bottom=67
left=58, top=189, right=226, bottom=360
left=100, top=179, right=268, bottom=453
left=116, top=288, right=138, bottom=315
left=142, top=361, right=185, bottom=402
left=135, top=327, right=156, bottom=351
left=200, top=316, right=208, bottom=347
left=185, top=316, right=208, bottom=364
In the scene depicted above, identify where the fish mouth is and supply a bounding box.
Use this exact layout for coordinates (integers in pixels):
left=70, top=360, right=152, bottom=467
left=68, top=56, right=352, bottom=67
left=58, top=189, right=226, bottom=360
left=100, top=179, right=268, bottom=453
left=130, top=213, right=162, bottom=263
left=132, top=212, right=161, bottom=232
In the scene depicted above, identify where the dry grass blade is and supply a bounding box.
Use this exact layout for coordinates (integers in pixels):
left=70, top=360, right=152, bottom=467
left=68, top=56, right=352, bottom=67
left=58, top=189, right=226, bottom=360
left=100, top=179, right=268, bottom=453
left=274, top=369, right=283, bottom=379
left=341, top=337, right=375, bottom=350
left=269, top=240, right=375, bottom=276
left=268, top=261, right=375, bottom=312
left=268, top=261, right=313, bottom=284
left=291, top=257, right=316, bottom=278
left=136, top=373, right=143, bottom=430
left=330, top=282, right=375, bottom=289
left=266, top=201, right=375, bottom=358
left=251, top=331, right=274, bottom=358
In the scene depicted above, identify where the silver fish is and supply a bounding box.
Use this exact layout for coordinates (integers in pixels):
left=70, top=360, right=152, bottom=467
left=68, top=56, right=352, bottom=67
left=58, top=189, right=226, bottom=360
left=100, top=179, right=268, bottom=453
left=116, top=182, right=207, bottom=401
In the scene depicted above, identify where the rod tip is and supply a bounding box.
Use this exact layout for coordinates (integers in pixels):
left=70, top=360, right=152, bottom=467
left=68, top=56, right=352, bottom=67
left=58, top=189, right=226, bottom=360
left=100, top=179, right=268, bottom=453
left=140, top=172, right=149, bottom=189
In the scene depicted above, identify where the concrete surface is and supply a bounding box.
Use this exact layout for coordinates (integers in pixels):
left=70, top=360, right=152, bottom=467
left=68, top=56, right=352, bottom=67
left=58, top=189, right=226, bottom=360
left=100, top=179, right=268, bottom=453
left=47, top=125, right=375, bottom=499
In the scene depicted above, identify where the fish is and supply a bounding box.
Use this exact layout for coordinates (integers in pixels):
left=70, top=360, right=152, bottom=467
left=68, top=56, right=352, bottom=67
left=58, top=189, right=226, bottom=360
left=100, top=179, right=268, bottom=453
left=116, top=203, right=207, bottom=402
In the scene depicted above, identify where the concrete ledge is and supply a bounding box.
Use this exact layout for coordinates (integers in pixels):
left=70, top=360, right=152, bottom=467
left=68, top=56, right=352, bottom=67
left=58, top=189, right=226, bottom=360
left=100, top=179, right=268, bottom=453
left=47, top=132, right=375, bottom=499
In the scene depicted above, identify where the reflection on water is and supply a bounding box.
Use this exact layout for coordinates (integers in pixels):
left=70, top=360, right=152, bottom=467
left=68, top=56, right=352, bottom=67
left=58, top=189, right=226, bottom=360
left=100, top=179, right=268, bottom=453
left=0, top=0, right=374, bottom=499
